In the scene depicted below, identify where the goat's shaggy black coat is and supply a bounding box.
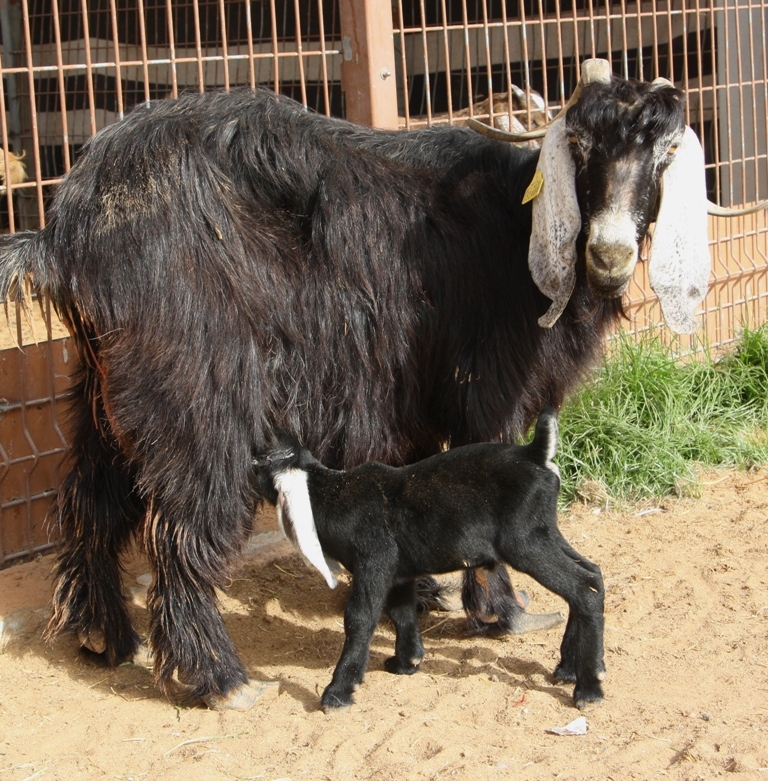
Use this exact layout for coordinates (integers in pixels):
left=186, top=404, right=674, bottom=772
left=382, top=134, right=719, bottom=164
left=256, top=409, right=605, bottom=711
left=0, top=81, right=684, bottom=702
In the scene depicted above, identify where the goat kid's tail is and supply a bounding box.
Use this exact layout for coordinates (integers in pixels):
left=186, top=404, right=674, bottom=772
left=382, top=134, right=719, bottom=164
left=526, top=407, right=560, bottom=478
left=258, top=438, right=338, bottom=589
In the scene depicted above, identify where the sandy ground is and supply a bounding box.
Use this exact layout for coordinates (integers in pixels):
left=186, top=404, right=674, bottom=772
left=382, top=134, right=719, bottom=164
left=0, top=470, right=766, bottom=781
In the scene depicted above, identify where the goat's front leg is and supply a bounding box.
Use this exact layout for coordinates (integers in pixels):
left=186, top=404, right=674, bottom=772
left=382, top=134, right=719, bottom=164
left=384, top=580, right=424, bottom=675
left=321, top=569, right=392, bottom=712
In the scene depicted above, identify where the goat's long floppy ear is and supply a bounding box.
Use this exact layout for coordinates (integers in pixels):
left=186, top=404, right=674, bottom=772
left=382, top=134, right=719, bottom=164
left=274, top=468, right=338, bottom=588
left=649, top=126, right=711, bottom=334
left=527, top=117, right=582, bottom=328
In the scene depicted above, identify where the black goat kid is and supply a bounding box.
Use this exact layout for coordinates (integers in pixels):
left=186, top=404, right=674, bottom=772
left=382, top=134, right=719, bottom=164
left=255, top=409, right=605, bottom=711
left=0, top=60, right=710, bottom=708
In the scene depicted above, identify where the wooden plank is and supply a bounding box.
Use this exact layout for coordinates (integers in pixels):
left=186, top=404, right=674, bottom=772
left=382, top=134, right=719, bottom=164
left=338, top=0, right=398, bottom=128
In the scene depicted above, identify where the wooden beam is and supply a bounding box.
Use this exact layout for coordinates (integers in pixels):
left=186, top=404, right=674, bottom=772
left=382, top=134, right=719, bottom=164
left=338, top=0, right=398, bottom=129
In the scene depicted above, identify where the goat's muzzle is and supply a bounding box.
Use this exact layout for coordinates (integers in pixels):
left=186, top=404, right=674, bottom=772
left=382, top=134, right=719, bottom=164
left=585, top=214, right=638, bottom=296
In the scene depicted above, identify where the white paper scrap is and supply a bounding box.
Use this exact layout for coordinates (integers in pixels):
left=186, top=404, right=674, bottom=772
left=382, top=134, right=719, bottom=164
left=547, top=716, right=588, bottom=736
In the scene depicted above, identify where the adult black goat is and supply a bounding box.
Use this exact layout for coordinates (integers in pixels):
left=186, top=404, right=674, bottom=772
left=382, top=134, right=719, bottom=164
left=0, top=59, right=726, bottom=709
left=255, top=409, right=606, bottom=712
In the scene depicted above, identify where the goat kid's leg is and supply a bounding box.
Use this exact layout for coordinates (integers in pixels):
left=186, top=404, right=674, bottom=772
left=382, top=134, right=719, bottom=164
left=322, top=570, right=392, bottom=712
left=384, top=580, right=424, bottom=675
left=506, top=534, right=605, bottom=709
left=46, top=377, right=143, bottom=666
left=555, top=582, right=605, bottom=710
left=462, top=565, right=565, bottom=636
left=550, top=538, right=606, bottom=686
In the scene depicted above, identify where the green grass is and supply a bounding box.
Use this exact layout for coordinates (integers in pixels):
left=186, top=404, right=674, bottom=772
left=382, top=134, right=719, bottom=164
left=556, top=325, right=768, bottom=505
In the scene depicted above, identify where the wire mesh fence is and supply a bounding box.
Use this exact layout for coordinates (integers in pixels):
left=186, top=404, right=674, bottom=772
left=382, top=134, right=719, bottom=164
left=1, top=0, right=767, bottom=565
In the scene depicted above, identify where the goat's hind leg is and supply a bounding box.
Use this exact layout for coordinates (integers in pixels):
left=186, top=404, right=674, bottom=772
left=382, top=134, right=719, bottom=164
left=463, top=564, right=565, bottom=636
left=46, top=373, right=143, bottom=666
left=144, top=495, right=263, bottom=709
left=384, top=580, right=424, bottom=675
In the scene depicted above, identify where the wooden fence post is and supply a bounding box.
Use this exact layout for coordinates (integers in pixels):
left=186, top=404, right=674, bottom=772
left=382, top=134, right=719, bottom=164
left=338, top=0, right=399, bottom=129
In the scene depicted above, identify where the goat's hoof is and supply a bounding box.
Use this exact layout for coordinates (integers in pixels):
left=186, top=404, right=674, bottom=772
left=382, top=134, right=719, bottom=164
left=508, top=610, right=565, bottom=635
left=384, top=655, right=421, bottom=675
left=203, top=680, right=280, bottom=711
left=131, top=642, right=154, bottom=668
left=554, top=663, right=577, bottom=684
left=78, top=626, right=107, bottom=655
left=321, top=689, right=354, bottom=713
left=322, top=701, right=352, bottom=714
left=573, top=683, right=604, bottom=710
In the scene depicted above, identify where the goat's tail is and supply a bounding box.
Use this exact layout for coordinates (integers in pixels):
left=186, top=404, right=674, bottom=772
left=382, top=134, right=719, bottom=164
left=0, top=231, right=43, bottom=304
left=526, top=407, right=560, bottom=477
left=258, top=437, right=339, bottom=589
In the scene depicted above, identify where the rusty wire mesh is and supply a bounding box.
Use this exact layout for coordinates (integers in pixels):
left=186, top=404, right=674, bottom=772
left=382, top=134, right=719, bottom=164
left=392, top=0, right=768, bottom=352
left=0, top=0, right=345, bottom=566
left=1, top=0, right=767, bottom=565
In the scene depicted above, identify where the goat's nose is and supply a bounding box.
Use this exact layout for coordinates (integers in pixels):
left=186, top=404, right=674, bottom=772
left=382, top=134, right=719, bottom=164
left=587, top=240, right=635, bottom=275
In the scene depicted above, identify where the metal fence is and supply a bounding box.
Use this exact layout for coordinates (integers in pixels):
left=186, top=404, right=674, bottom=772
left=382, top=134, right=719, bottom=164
left=1, top=0, right=767, bottom=566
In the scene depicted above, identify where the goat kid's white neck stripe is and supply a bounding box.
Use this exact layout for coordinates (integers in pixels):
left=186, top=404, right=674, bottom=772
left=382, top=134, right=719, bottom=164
left=274, top=468, right=338, bottom=589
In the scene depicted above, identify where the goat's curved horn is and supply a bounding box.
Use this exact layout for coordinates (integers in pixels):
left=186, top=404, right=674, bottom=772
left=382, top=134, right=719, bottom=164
left=651, top=77, right=767, bottom=217
left=467, top=58, right=612, bottom=143
left=707, top=199, right=768, bottom=217
left=649, top=76, right=767, bottom=217
left=466, top=117, right=547, bottom=141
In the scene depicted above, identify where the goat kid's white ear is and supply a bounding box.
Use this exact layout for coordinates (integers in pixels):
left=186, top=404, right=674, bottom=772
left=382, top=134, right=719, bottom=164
left=527, top=117, right=582, bottom=328
left=649, top=126, right=711, bottom=334
left=275, top=468, right=338, bottom=589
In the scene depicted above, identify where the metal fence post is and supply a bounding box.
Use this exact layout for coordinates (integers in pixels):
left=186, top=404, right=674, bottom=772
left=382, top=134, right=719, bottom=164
left=338, top=0, right=399, bottom=129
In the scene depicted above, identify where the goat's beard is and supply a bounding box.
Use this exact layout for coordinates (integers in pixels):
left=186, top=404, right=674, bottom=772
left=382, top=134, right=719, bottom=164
left=569, top=276, right=629, bottom=325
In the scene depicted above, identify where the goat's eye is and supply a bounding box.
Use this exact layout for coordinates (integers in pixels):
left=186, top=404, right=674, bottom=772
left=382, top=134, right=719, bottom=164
left=667, top=143, right=680, bottom=155
left=567, top=134, right=579, bottom=145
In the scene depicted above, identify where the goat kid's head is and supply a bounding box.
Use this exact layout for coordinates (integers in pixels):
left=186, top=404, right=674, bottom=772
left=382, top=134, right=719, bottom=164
left=471, top=61, right=723, bottom=333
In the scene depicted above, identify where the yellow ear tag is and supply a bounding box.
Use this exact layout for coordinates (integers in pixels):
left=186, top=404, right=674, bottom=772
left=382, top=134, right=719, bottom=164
left=522, top=170, right=544, bottom=204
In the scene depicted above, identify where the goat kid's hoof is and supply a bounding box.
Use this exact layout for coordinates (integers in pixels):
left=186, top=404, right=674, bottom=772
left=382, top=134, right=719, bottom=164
left=556, top=661, right=606, bottom=684
left=78, top=626, right=107, bottom=655
left=573, top=684, right=605, bottom=711
left=384, top=655, right=422, bottom=675
left=508, top=610, right=565, bottom=635
left=203, top=680, right=280, bottom=711
left=553, top=663, right=577, bottom=684
left=321, top=690, right=354, bottom=713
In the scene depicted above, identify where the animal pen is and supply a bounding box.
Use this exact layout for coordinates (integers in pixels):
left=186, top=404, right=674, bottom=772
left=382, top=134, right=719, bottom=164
left=0, top=0, right=767, bottom=568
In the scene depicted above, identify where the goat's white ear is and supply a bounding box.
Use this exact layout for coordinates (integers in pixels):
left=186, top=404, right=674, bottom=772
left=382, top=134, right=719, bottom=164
left=528, top=117, right=582, bottom=328
left=649, top=126, right=711, bottom=334
left=274, top=468, right=338, bottom=588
